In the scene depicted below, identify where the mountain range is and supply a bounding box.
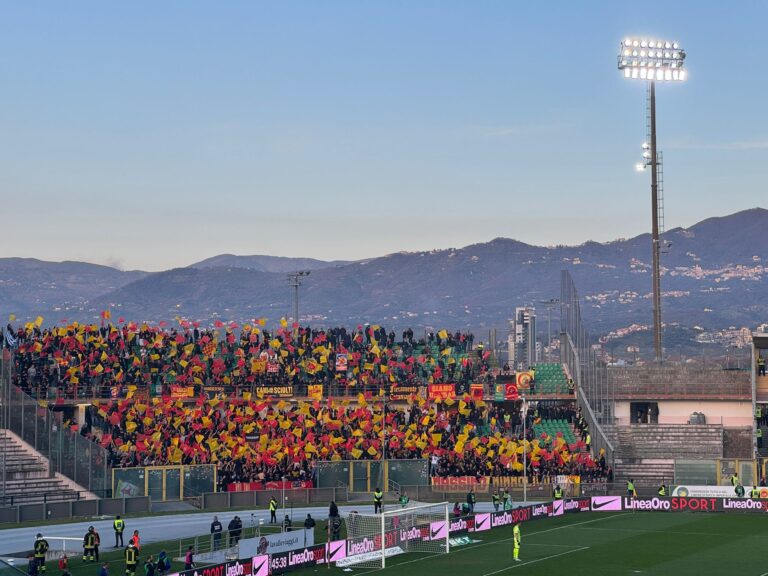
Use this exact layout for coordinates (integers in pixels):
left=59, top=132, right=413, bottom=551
left=2, top=208, right=767, bottom=354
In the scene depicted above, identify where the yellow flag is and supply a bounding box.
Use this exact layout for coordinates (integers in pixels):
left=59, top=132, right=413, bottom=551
left=438, top=329, right=448, bottom=340
left=34, top=315, right=44, bottom=327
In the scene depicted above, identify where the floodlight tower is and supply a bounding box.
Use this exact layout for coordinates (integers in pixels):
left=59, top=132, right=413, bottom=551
left=287, top=270, right=310, bottom=326
left=618, top=37, right=686, bottom=363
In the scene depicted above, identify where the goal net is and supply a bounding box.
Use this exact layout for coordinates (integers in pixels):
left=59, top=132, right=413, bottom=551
left=338, top=502, right=450, bottom=569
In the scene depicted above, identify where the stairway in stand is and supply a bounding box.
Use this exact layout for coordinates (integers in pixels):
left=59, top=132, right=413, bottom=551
left=611, top=424, right=723, bottom=488
left=0, top=431, right=86, bottom=505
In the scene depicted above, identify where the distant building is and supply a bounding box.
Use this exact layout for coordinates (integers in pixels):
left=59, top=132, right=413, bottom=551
left=509, top=307, right=537, bottom=370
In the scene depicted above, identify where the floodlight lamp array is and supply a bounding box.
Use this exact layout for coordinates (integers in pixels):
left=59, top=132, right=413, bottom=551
left=618, top=37, right=686, bottom=81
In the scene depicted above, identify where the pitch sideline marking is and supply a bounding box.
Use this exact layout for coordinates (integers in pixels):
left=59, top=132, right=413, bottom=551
left=354, top=513, right=627, bottom=575
left=574, top=525, right=731, bottom=537
left=481, top=546, right=591, bottom=576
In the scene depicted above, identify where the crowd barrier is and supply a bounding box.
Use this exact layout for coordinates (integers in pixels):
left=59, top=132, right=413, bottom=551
left=0, top=496, right=151, bottom=525
left=178, top=493, right=768, bottom=575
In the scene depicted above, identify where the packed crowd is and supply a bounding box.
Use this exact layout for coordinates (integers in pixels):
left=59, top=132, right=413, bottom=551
left=83, top=391, right=607, bottom=483
left=3, top=318, right=483, bottom=400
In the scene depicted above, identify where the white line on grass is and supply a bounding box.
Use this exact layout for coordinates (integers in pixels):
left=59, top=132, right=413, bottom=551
left=354, top=513, right=627, bottom=575
left=525, top=543, right=586, bottom=547
left=480, top=546, right=590, bottom=576
left=574, top=526, right=731, bottom=537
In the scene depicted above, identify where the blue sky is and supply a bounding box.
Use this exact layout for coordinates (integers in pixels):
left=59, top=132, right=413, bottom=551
left=1, top=1, right=766, bottom=271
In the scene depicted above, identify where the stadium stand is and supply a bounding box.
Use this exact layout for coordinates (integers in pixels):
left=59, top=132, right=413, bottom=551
left=530, top=363, right=569, bottom=395
left=0, top=432, right=81, bottom=505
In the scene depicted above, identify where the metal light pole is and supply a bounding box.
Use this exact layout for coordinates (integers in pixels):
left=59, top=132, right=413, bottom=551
left=539, top=299, right=560, bottom=362
left=618, top=37, right=686, bottom=364
left=287, top=271, right=310, bottom=326
left=521, top=396, right=528, bottom=503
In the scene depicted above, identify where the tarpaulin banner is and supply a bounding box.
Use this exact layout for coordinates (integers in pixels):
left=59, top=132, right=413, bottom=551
left=390, top=385, right=423, bottom=401
left=255, top=385, right=294, bottom=397
left=431, top=476, right=489, bottom=493
left=428, top=383, right=456, bottom=401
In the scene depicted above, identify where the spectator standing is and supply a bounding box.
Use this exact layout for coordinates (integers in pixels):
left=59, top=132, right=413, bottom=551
left=129, top=531, right=140, bottom=552
left=303, top=514, right=316, bottom=531
left=328, top=501, right=339, bottom=518
left=492, top=490, right=500, bottom=512
left=210, top=516, right=223, bottom=551
left=466, top=489, right=476, bottom=513
left=232, top=516, right=243, bottom=543
left=183, top=547, right=195, bottom=571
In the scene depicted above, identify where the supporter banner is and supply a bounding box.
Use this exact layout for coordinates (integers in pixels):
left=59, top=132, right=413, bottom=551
left=493, top=383, right=518, bottom=401
left=170, top=385, right=194, bottom=398
left=226, top=480, right=314, bottom=492
left=390, top=385, right=423, bottom=401
left=470, top=383, right=484, bottom=400
left=264, top=480, right=313, bottom=490
left=428, top=383, right=456, bottom=401
left=239, top=530, right=314, bottom=557
left=267, top=362, right=280, bottom=374
left=670, top=485, right=762, bottom=498
left=204, top=386, right=225, bottom=399
left=516, top=371, right=534, bottom=388
left=432, top=476, right=489, bottom=493
left=227, top=482, right=261, bottom=492
left=335, top=354, right=348, bottom=372
left=256, top=385, right=294, bottom=397
left=307, top=384, right=323, bottom=401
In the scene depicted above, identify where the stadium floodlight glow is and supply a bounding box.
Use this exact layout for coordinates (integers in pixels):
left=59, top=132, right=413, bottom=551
left=619, top=38, right=685, bottom=82
left=618, top=36, right=688, bottom=364
left=617, top=37, right=686, bottom=82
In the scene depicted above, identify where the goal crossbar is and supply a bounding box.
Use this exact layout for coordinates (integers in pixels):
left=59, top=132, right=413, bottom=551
left=343, top=501, right=450, bottom=569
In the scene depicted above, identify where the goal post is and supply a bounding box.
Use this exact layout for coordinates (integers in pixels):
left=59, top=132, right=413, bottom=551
left=340, top=501, right=450, bottom=569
